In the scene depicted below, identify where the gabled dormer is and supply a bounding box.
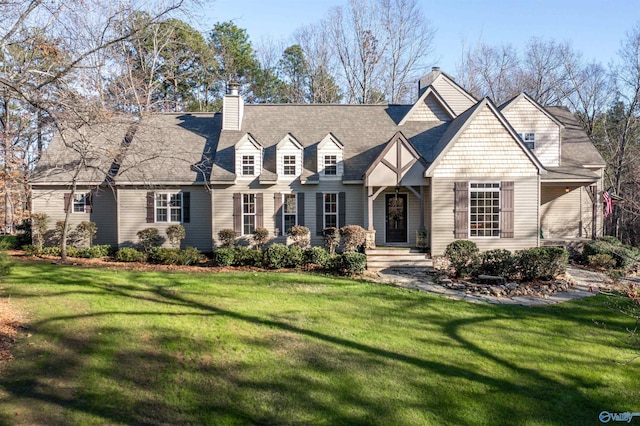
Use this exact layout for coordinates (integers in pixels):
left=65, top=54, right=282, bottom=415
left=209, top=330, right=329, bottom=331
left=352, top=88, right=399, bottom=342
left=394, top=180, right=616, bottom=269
left=499, top=93, right=564, bottom=168
left=235, top=133, right=262, bottom=179
left=276, top=133, right=303, bottom=179
left=399, top=86, right=456, bottom=125
left=317, top=133, right=344, bottom=179
left=418, top=67, right=477, bottom=115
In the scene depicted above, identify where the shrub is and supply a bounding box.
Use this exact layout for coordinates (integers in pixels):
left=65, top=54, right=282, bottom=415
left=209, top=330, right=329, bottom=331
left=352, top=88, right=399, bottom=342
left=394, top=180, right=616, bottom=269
left=42, top=246, right=61, bottom=256
left=15, top=220, right=32, bottom=249
left=213, top=248, right=235, bottom=266
left=340, top=225, right=366, bottom=253
left=22, top=244, right=41, bottom=257
left=515, top=247, right=568, bottom=281
left=218, top=228, right=236, bottom=248
left=148, top=247, right=203, bottom=265
left=288, top=225, right=311, bottom=249
left=137, top=227, right=164, bottom=252
left=252, top=227, right=271, bottom=249
left=587, top=253, right=617, bottom=269
left=444, top=240, right=480, bottom=278
left=115, top=247, right=146, bottom=263
left=233, top=247, right=264, bottom=267
left=76, top=221, right=98, bottom=247
left=479, top=249, right=515, bottom=277
left=264, top=243, right=289, bottom=269
left=166, top=224, right=186, bottom=248
left=31, top=213, right=48, bottom=249
left=0, top=235, right=18, bottom=249
left=76, top=245, right=112, bottom=258
left=583, top=239, right=640, bottom=270
left=323, top=227, right=340, bottom=255
left=337, top=252, right=367, bottom=276
left=304, top=246, right=330, bottom=268
left=286, top=245, right=305, bottom=268
left=0, top=240, right=12, bottom=278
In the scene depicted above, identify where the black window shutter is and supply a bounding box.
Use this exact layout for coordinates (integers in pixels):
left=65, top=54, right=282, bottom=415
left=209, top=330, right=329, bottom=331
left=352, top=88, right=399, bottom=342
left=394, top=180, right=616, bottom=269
left=454, top=182, right=468, bottom=239
left=316, top=192, right=323, bottom=236
left=64, top=193, right=71, bottom=212
left=85, top=192, right=92, bottom=213
left=501, top=181, right=514, bottom=238
left=297, top=193, right=305, bottom=227
left=182, top=191, right=190, bottom=223
left=233, top=193, right=241, bottom=236
left=256, top=193, right=264, bottom=228
left=274, top=193, right=282, bottom=236
left=146, top=192, right=155, bottom=223
left=338, top=192, right=346, bottom=228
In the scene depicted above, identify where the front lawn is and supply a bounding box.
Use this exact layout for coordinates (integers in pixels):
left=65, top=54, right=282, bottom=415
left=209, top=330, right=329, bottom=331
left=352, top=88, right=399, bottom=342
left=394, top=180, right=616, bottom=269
left=0, top=259, right=638, bottom=425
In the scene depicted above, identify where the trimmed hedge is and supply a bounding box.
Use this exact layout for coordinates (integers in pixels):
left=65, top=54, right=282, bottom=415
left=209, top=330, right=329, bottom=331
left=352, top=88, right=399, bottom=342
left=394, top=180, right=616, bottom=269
left=232, top=247, right=264, bottom=267
left=115, top=247, right=147, bottom=263
left=148, top=247, right=203, bottom=265
left=264, top=244, right=289, bottom=269
left=336, top=252, right=367, bottom=276
left=213, top=248, right=235, bottom=267
left=444, top=240, right=480, bottom=278
left=480, top=249, right=514, bottom=277
left=304, top=246, right=330, bottom=268
left=515, top=247, right=568, bottom=281
left=582, top=238, right=640, bottom=270
left=76, top=245, right=112, bottom=258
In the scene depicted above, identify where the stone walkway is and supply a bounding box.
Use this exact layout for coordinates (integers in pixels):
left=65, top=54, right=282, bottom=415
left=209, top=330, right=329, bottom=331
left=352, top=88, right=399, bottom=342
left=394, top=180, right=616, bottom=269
left=374, top=265, right=611, bottom=306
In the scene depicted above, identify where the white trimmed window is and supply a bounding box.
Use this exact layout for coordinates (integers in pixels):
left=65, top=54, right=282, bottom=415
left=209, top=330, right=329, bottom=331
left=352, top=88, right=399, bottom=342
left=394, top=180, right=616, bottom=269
left=283, top=155, right=296, bottom=176
left=242, top=155, right=255, bottom=176
left=243, top=194, right=256, bottom=235
left=73, top=194, right=88, bottom=213
left=469, top=183, right=500, bottom=237
left=283, top=193, right=297, bottom=234
left=156, top=193, right=182, bottom=223
left=324, top=155, right=337, bottom=175
left=324, top=193, right=338, bottom=228
left=518, top=133, right=535, bottom=150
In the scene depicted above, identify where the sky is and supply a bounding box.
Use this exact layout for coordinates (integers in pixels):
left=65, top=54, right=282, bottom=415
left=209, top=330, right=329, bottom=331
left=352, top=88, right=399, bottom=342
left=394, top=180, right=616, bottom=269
left=196, top=0, right=640, bottom=74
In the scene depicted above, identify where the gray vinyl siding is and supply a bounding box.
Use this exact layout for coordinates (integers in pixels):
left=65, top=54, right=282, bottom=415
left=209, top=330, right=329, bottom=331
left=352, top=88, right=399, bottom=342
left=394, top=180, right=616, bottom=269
left=117, top=186, right=212, bottom=251
left=430, top=178, right=539, bottom=256
left=31, top=187, right=119, bottom=244
left=432, top=77, right=475, bottom=115
left=541, top=184, right=602, bottom=240
left=211, top=181, right=365, bottom=248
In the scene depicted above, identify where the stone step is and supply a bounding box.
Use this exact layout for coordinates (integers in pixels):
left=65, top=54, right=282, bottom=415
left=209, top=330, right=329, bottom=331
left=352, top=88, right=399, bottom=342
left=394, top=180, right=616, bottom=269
left=366, top=247, right=426, bottom=255
left=367, top=259, right=433, bottom=270
left=366, top=248, right=432, bottom=270
left=366, top=254, right=430, bottom=262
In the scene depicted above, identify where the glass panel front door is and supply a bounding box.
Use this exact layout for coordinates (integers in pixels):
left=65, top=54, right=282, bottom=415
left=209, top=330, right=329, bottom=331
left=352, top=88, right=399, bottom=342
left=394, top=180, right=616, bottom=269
left=386, top=193, right=407, bottom=243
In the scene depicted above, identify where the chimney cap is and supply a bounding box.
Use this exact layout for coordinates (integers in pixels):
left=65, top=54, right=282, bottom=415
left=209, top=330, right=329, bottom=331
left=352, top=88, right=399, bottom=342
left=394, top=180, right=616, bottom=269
left=227, top=82, right=239, bottom=95
left=432, top=66, right=440, bottom=72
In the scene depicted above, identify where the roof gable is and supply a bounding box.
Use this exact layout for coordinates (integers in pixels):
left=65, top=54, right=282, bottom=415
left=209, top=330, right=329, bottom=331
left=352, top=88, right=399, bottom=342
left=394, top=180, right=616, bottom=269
left=364, top=131, right=426, bottom=186
left=276, top=133, right=303, bottom=150
left=399, top=87, right=455, bottom=125
left=317, top=132, right=344, bottom=151
left=425, top=98, right=544, bottom=177
left=235, top=133, right=263, bottom=150
left=499, top=93, right=565, bottom=128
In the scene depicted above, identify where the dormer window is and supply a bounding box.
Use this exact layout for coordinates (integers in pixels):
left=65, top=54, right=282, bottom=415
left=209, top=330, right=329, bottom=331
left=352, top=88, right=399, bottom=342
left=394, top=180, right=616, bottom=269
left=318, top=133, right=344, bottom=179
left=324, top=155, right=337, bottom=175
left=242, top=155, right=255, bottom=175
left=276, top=134, right=303, bottom=179
left=283, top=155, right=296, bottom=175
left=235, top=133, right=263, bottom=178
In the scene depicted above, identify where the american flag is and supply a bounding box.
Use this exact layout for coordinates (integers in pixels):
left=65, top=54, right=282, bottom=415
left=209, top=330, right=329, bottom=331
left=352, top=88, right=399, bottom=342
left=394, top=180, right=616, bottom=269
left=603, top=191, right=613, bottom=218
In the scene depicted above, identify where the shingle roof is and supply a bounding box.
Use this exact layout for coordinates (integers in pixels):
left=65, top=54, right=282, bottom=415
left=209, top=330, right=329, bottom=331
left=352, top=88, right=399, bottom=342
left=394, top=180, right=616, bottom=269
left=32, top=113, right=220, bottom=185
left=211, top=104, right=444, bottom=182
left=545, top=106, right=605, bottom=168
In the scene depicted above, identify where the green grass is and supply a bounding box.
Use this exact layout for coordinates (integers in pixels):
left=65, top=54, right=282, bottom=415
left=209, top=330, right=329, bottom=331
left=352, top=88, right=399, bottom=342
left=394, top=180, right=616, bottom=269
left=0, top=259, right=638, bottom=425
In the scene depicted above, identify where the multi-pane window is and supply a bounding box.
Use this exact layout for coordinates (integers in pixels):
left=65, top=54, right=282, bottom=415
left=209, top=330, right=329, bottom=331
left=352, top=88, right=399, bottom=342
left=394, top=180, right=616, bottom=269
left=156, top=193, right=182, bottom=222
left=324, top=193, right=338, bottom=228
left=324, top=155, right=337, bottom=175
left=242, top=155, right=255, bottom=176
left=518, top=133, right=535, bottom=150
left=73, top=193, right=88, bottom=213
left=469, top=183, right=500, bottom=237
left=283, top=193, right=297, bottom=234
left=242, top=194, right=256, bottom=235
left=283, top=155, right=296, bottom=176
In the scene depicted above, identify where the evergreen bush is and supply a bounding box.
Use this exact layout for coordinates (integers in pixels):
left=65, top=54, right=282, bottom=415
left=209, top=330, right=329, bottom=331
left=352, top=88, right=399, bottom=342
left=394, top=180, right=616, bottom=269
left=115, top=247, right=147, bottom=263
left=444, top=240, right=480, bottom=278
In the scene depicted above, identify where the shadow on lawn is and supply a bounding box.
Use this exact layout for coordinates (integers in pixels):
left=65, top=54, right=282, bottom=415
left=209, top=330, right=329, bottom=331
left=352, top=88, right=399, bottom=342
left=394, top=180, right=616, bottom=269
left=0, top=262, right=631, bottom=425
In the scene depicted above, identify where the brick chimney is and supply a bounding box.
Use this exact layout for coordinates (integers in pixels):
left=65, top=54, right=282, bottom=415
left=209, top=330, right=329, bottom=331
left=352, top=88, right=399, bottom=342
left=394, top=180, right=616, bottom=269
left=223, top=82, right=244, bottom=131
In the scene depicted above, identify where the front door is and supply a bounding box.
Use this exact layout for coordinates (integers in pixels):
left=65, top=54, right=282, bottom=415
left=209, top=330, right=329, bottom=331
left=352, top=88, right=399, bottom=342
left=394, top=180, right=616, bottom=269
left=385, top=193, right=407, bottom=243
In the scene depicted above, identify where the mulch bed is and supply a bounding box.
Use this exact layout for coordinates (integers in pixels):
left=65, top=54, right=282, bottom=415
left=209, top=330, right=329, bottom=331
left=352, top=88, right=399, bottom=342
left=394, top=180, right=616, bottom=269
left=0, top=299, right=24, bottom=366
